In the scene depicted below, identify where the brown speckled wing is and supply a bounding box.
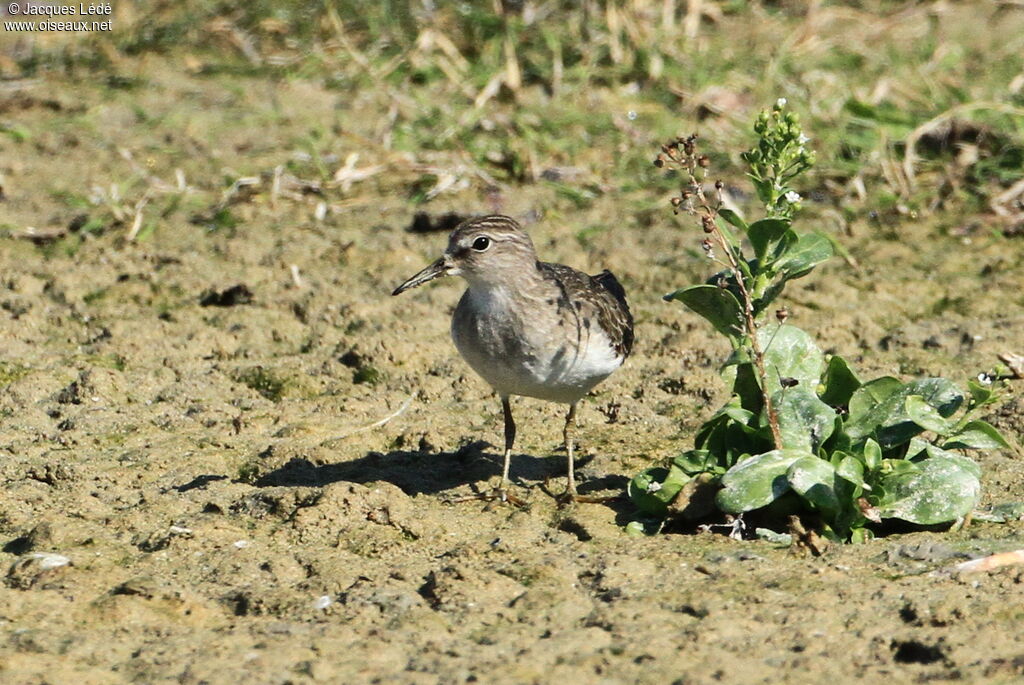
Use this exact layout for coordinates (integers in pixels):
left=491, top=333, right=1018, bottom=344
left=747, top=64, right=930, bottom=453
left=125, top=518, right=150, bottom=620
left=537, top=263, right=635, bottom=359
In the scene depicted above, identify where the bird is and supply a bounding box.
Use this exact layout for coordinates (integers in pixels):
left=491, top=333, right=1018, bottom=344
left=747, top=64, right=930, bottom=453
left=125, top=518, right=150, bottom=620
left=392, top=215, right=634, bottom=504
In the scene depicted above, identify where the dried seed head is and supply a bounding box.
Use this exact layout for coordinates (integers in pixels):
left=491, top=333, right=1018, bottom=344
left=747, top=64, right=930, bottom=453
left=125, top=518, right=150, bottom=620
left=654, top=156, right=665, bottom=168
left=776, top=307, right=789, bottom=324
left=697, top=155, right=710, bottom=168
left=670, top=196, right=683, bottom=207
left=683, top=134, right=697, bottom=155
left=701, top=215, right=715, bottom=233
left=714, top=180, right=724, bottom=190
left=700, top=238, right=714, bottom=253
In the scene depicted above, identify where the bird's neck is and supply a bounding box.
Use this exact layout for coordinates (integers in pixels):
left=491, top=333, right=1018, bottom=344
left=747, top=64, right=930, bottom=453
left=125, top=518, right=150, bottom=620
left=462, top=263, right=549, bottom=309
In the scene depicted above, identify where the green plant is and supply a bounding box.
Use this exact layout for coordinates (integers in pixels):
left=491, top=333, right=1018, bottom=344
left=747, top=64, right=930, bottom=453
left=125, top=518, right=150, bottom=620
left=629, top=102, right=1011, bottom=542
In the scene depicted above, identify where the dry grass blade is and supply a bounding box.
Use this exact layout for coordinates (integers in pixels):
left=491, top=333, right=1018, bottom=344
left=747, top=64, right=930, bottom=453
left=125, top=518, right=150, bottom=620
left=991, top=177, right=1024, bottom=218
left=206, top=18, right=263, bottom=65
left=13, top=226, right=67, bottom=243
left=503, top=32, right=522, bottom=93
left=684, top=0, right=703, bottom=38
left=329, top=393, right=416, bottom=441
left=473, top=71, right=505, bottom=110
left=331, top=153, right=385, bottom=192
left=126, top=191, right=152, bottom=242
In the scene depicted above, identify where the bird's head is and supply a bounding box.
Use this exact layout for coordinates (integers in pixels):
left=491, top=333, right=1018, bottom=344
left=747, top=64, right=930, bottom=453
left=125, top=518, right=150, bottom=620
left=392, top=215, right=538, bottom=295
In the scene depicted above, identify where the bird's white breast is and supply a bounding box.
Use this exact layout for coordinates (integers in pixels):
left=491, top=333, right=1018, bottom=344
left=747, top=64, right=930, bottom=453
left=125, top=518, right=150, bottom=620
left=451, top=284, right=624, bottom=403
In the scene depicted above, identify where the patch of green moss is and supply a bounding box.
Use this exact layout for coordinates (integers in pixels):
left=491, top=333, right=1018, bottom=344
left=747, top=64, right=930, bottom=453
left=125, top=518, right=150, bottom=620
left=233, top=367, right=286, bottom=402
left=236, top=461, right=261, bottom=484
left=0, top=362, right=30, bottom=388
left=352, top=365, right=383, bottom=386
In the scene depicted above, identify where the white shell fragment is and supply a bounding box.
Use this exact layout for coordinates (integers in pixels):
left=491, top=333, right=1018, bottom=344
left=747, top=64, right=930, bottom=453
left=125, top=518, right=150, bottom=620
left=30, top=553, right=71, bottom=571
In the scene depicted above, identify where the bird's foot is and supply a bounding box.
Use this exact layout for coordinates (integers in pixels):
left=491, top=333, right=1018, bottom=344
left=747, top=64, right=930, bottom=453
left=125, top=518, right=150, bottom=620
left=542, top=476, right=622, bottom=506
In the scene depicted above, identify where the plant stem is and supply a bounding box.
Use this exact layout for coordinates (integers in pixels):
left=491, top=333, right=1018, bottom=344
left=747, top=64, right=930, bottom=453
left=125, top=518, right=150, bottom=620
left=707, top=226, right=784, bottom=450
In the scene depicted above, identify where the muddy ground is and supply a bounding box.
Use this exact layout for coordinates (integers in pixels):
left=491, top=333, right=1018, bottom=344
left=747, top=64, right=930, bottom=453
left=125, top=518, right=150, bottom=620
left=2, top=55, right=1024, bottom=684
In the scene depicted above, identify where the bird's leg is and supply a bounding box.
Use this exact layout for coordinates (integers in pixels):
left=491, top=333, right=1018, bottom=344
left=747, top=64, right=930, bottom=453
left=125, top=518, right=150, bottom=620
left=488, top=397, right=527, bottom=505
left=501, top=396, right=516, bottom=491
left=557, top=402, right=618, bottom=505
left=564, top=402, right=578, bottom=497
left=450, top=396, right=526, bottom=507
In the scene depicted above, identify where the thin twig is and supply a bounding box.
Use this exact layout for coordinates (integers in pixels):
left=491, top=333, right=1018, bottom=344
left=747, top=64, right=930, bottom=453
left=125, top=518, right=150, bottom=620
left=952, top=549, right=1024, bottom=574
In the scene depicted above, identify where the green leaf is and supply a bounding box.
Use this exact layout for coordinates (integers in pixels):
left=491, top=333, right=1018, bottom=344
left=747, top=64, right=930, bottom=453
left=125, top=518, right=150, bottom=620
left=966, top=379, right=994, bottom=406
left=752, top=276, right=787, bottom=318
left=846, top=378, right=964, bottom=448
left=732, top=362, right=764, bottom=414
left=923, top=444, right=982, bottom=478
left=665, top=284, right=744, bottom=340
left=673, top=450, right=718, bottom=475
left=786, top=456, right=842, bottom=520
left=819, top=355, right=862, bottom=407
left=905, top=437, right=929, bottom=459
left=821, top=414, right=853, bottom=455
left=624, top=520, right=647, bottom=536
left=717, top=208, right=748, bottom=231
left=774, top=231, right=833, bottom=279
left=773, top=387, right=836, bottom=452
left=760, top=324, right=825, bottom=396
left=862, top=438, right=882, bottom=471
left=719, top=399, right=757, bottom=425
left=973, top=502, right=1024, bottom=523
left=716, top=449, right=810, bottom=513
left=943, top=420, right=1010, bottom=450
left=881, top=458, right=920, bottom=478
left=755, top=528, right=793, bottom=545
left=747, top=219, right=790, bottom=262
left=627, top=465, right=690, bottom=516
left=877, top=455, right=981, bottom=525
left=848, top=376, right=902, bottom=422
left=751, top=177, right=773, bottom=206
left=836, top=454, right=866, bottom=492
left=905, top=395, right=954, bottom=435
left=694, top=404, right=769, bottom=469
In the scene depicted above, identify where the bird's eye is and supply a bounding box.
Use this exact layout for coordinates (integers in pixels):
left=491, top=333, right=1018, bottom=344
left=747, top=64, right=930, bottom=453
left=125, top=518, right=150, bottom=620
left=471, top=236, right=491, bottom=251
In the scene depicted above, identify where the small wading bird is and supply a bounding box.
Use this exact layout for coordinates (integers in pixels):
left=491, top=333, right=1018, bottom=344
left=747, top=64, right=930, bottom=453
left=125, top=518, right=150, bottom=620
left=392, top=215, right=634, bottom=504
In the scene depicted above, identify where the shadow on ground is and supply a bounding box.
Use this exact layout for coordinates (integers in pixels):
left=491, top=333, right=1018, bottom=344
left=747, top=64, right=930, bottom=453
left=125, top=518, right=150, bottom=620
left=250, top=441, right=626, bottom=498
